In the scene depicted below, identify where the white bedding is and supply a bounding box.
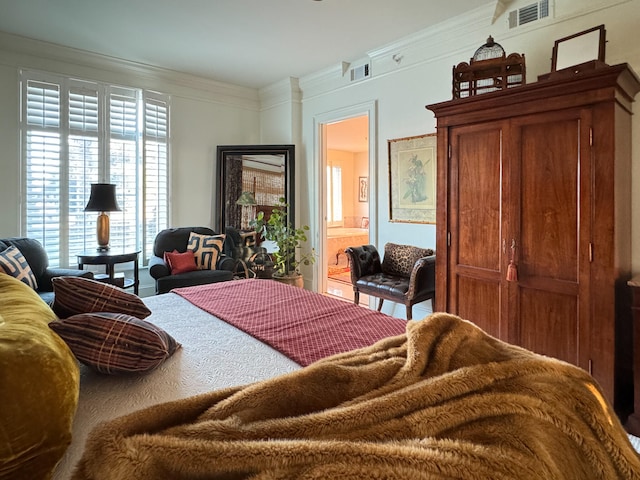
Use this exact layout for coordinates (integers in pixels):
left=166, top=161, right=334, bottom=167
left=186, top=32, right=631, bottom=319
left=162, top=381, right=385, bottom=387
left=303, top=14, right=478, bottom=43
left=53, top=292, right=301, bottom=479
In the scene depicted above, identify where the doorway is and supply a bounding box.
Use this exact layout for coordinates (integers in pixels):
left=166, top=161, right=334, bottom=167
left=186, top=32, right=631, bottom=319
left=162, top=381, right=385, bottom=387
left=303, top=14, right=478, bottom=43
left=323, top=115, right=370, bottom=302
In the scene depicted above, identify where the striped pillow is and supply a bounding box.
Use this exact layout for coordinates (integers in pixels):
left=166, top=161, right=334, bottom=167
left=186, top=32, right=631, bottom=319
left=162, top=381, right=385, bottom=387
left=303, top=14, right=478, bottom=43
left=0, top=246, right=38, bottom=290
left=187, top=232, right=225, bottom=270
left=49, top=312, right=181, bottom=374
left=51, top=276, right=151, bottom=319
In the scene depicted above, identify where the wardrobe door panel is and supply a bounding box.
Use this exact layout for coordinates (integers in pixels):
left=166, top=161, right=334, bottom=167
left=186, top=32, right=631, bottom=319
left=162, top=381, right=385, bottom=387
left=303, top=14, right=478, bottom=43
left=448, top=123, right=506, bottom=335
left=519, top=117, right=580, bottom=283
left=509, top=110, right=590, bottom=365
left=518, top=289, right=579, bottom=364
left=456, top=277, right=501, bottom=337
left=456, top=128, right=502, bottom=271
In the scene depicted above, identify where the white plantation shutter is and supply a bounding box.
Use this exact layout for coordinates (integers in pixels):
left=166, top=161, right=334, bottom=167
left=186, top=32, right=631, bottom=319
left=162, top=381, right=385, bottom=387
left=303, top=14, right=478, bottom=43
left=143, top=94, right=169, bottom=259
left=68, top=84, right=100, bottom=264
left=109, top=88, right=140, bottom=254
left=24, top=80, right=63, bottom=264
left=21, top=71, right=169, bottom=268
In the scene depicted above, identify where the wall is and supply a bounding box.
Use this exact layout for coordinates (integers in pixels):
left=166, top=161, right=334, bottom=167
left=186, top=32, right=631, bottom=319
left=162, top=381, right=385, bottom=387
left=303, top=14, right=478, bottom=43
left=296, top=0, right=640, bottom=318
left=1, top=0, right=639, bottom=303
left=0, top=32, right=262, bottom=296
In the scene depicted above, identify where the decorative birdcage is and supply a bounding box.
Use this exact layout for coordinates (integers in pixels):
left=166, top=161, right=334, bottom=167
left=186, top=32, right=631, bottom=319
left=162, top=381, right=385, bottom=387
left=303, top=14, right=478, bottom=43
left=452, top=36, right=526, bottom=99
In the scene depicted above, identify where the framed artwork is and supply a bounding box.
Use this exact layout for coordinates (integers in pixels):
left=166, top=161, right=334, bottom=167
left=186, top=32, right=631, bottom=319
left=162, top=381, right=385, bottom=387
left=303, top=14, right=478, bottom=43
left=388, top=133, right=436, bottom=224
left=552, top=25, right=606, bottom=72
left=358, top=176, right=368, bottom=202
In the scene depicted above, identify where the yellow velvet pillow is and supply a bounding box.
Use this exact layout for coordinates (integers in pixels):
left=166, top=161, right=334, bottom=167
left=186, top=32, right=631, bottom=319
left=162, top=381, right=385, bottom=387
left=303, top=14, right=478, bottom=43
left=0, top=273, right=80, bottom=480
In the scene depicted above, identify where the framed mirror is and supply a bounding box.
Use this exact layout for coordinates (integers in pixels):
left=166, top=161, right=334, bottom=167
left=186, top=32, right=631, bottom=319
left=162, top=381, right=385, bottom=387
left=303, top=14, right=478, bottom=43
left=215, top=144, right=295, bottom=233
left=552, top=24, right=606, bottom=72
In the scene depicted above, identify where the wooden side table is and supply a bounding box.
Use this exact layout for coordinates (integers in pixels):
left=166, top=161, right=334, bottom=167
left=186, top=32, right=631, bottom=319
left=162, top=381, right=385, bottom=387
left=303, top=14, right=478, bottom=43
left=77, top=250, right=140, bottom=295
left=626, top=276, right=640, bottom=436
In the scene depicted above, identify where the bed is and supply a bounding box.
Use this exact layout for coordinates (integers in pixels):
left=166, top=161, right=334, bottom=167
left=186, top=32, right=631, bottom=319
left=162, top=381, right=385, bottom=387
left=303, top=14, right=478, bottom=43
left=327, top=227, right=369, bottom=265
left=52, top=279, right=406, bottom=479
left=52, top=279, right=640, bottom=479
left=52, top=291, right=298, bottom=479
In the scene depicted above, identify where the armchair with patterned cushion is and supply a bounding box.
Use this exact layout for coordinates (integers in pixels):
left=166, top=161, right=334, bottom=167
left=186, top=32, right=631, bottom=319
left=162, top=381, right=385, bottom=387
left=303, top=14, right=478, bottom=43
left=224, top=226, right=269, bottom=278
left=148, top=227, right=234, bottom=294
left=344, top=243, right=435, bottom=320
left=0, top=237, right=93, bottom=305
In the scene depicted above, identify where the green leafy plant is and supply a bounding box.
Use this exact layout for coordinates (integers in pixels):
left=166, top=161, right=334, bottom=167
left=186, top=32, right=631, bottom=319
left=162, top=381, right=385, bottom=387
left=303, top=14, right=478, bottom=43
left=250, top=198, right=316, bottom=277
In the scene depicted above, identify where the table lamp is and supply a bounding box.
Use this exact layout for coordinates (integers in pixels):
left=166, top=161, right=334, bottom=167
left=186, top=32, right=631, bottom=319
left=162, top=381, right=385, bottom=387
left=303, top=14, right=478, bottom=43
left=85, top=183, right=121, bottom=251
left=236, top=191, right=257, bottom=229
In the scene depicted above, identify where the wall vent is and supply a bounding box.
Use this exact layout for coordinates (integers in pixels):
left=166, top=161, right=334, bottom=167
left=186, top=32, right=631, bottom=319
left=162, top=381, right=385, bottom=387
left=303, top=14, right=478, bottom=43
left=350, top=63, right=370, bottom=82
left=509, top=0, right=549, bottom=28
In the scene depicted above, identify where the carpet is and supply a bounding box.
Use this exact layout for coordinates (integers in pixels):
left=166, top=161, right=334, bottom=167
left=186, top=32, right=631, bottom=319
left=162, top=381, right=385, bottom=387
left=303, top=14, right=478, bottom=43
left=328, top=265, right=351, bottom=284
left=327, top=264, right=349, bottom=276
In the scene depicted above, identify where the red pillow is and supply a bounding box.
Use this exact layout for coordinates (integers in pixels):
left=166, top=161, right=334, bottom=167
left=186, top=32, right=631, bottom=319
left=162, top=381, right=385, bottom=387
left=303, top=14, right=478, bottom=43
left=164, top=250, right=198, bottom=275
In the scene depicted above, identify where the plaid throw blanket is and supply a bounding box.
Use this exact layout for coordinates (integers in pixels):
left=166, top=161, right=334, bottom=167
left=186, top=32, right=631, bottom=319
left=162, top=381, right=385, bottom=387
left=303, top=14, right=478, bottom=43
left=173, top=279, right=406, bottom=366
left=72, top=313, right=640, bottom=480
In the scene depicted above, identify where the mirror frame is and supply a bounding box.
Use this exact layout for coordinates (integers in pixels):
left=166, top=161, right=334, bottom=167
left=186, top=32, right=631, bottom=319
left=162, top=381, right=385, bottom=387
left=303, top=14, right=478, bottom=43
left=552, top=24, right=606, bottom=72
left=215, top=144, right=295, bottom=233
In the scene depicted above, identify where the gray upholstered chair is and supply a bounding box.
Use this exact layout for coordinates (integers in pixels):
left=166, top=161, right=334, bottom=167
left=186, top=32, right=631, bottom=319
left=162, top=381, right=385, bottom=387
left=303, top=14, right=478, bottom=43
left=344, top=243, right=435, bottom=320
left=0, top=237, right=93, bottom=305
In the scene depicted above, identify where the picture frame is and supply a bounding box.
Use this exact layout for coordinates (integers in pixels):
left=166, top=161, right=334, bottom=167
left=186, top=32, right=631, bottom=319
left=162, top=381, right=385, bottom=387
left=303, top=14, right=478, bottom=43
left=358, top=176, right=368, bottom=202
left=552, top=25, right=606, bottom=72
left=388, top=133, right=436, bottom=224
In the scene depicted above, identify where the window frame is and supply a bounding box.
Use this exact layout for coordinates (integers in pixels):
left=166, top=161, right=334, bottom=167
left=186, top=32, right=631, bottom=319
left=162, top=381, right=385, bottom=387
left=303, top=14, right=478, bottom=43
left=19, top=69, right=169, bottom=268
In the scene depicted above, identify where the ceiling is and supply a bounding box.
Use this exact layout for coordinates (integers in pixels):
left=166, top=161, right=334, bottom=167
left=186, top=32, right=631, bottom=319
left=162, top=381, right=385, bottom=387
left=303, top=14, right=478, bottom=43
left=0, top=0, right=491, bottom=90
left=0, top=0, right=495, bottom=153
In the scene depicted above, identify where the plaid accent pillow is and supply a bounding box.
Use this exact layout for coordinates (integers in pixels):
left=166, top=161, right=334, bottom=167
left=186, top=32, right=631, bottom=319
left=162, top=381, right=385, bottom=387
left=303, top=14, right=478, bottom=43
left=49, top=312, right=181, bottom=374
left=0, top=245, right=38, bottom=290
left=51, top=276, right=151, bottom=319
left=187, top=232, right=225, bottom=270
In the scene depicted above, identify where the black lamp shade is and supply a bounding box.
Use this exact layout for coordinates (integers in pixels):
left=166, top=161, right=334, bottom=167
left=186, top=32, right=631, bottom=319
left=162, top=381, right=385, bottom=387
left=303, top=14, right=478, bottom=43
left=84, top=183, right=121, bottom=212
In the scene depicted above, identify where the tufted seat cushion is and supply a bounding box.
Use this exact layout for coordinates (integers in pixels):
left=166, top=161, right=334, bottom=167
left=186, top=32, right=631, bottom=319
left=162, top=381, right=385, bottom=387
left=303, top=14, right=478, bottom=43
left=0, top=273, right=79, bottom=479
left=356, top=273, right=410, bottom=298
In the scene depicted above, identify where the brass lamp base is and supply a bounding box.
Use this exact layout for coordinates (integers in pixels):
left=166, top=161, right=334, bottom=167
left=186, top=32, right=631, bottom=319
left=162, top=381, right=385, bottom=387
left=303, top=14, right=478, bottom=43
left=96, top=212, right=110, bottom=251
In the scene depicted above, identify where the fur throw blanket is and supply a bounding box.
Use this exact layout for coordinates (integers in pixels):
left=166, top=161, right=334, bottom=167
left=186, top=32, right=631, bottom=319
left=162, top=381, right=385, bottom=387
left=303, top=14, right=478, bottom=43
left=72, top=313, right=640, bottom=479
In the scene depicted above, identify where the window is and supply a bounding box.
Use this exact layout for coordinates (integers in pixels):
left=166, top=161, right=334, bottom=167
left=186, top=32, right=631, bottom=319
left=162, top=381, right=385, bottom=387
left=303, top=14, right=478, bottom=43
left=326, top=162, right=343, bottom=227
left=21, top=71, right=169, bottom=267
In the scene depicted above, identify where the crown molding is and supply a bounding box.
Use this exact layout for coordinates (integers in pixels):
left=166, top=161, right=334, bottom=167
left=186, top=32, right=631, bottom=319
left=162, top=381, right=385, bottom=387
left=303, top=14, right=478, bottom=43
left=259, top=77, right=302, bottom=111
left=0, top=31, right=259, bottom=110
left=298, top=4, right=495, bottom=99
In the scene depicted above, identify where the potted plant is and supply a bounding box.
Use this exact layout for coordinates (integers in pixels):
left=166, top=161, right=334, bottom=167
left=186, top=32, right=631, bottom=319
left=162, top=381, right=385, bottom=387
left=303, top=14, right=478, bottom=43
left=250, top=198, right=315, bottom=288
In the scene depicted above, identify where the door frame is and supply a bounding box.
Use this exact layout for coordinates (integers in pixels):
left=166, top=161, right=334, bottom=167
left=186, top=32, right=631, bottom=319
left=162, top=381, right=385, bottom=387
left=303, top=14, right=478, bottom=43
left=313, top=100, right=377, bottom=294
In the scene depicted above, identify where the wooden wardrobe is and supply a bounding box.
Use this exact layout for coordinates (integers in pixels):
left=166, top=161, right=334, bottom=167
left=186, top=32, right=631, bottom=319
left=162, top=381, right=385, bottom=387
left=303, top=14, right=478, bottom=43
left=427, top=63, right=640, bottom=416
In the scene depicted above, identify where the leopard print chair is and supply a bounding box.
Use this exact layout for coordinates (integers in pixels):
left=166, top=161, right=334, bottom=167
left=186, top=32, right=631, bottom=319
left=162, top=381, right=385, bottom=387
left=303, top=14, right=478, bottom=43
left=345, top=243, right=435, bottom=320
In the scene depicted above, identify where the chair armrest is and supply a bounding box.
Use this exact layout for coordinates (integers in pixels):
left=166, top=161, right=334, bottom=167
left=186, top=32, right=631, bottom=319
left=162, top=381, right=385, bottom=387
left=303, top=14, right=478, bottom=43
left=345, top=245, right=382, bottom=281
left=39, top=268, right=94, bottom=292
left=149, top=254, right=170, bottom=279
left=218, top=255, right=236, bottom=272
left=407, top=255, right=436, bottom=300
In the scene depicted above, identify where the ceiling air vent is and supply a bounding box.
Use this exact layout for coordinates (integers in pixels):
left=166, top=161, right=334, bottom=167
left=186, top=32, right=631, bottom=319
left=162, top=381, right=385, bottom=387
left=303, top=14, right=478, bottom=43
left=509, top=0, right=549, bottom=28
left=350, top=63, right=370, bottom=82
